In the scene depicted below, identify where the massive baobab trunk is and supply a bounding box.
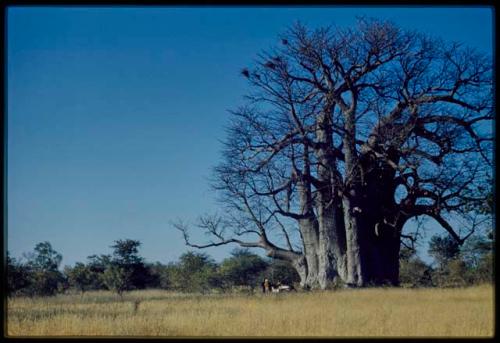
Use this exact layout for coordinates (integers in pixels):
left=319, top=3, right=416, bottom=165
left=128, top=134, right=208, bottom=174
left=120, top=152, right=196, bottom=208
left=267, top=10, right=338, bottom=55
left=293, top=201, right=401, bottom=288
left=174, top=19, right=493, bottom=289
left=316, top=200, right=347, bottom=287
left=294, top=188, right=347, bottom=289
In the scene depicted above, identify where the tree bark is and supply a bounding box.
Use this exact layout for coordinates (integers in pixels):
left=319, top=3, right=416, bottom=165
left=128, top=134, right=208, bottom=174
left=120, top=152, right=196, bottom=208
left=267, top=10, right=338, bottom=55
left=314, top=111, right=347, bottom=288
left=342, top=194, right=368, bottom=287
left=298, top=217, right=321, bottom=289
left=356, top=150, right=401, bottom=285
left=317, top=201, right=347, bottom=288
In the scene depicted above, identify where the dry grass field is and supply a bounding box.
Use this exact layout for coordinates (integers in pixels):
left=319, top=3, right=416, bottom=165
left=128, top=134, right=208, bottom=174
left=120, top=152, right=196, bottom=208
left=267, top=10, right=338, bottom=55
left=7, top=284, right=494, bottom=337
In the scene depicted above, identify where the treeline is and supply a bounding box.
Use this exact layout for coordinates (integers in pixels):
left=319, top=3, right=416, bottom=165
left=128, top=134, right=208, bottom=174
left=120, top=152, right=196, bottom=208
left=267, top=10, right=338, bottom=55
left=399, top=232, right=494, bottom=288
left=7, top=231, right=494, bottom=297
left=6, top=240, right=299, bottom=297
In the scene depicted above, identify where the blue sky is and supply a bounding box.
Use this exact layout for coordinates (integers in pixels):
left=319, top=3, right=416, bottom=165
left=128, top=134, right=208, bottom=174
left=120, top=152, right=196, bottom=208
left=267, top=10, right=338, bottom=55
left=7, top=6, right=493, bottom=267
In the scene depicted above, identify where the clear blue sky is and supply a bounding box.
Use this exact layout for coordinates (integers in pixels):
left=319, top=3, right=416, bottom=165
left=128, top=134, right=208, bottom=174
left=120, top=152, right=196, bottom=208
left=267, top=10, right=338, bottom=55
left=7, top=6, right=493, bottom=267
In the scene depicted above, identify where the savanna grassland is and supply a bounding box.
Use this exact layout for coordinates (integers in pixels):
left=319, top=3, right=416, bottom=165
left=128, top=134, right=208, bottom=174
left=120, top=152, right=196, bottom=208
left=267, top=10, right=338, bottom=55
left=7, top=285, right=494, bottom=337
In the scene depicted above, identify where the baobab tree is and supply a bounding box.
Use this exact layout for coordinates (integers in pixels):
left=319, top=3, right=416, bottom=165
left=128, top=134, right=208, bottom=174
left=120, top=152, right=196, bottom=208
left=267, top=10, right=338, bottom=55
left=175, top=19, right=493, bottom=289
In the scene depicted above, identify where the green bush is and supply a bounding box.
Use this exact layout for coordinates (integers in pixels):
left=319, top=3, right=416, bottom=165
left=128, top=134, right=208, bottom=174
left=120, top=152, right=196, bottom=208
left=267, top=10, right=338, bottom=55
left=399, top=257, right=434, bottom=288
left=218, top=249, right=268, bottom=291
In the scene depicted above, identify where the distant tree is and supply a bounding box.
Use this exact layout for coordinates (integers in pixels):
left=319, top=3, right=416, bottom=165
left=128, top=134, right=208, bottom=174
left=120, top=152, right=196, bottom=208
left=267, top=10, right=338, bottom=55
left=399, top=246, right=417, bottom=263
left=111, top=239, right=142, bottom=265
left=147, top=261, right=178, bottom=290
left=464, top=186, right=494, bottom=284
left=218, top=248, right=269, bottom=290
left=445, top=258, right=472, bottom=287
left=427, top=235, right=461, bottom=287
left=6, top=253, right=33, bottom=296
left=428, top=235, right=460, bottom=268
left=169, top=252, right=220, bottom=293
left=475, top=252, right=494, bottom=283
left=398, top=246, right=432, bottom=287
left=399, top=257, right=434, bottom=288
left=86, top=254, right=112, bottom=290
left=102, top=239, right=151, bottom=296
left=143, top=262, right=162, bottom=289
left=65, top=262, right=93, bottom=294
left=28, top=241, right=63, bottom=271
left=467, top=186, right=494, bottom=284
left=102, top=263, right=134, bottom=298
left=260, top=259, right=301, bottom=287
left=460, top=233, right=493, bottom=269
left=460, top=231, right=494, bottom=284
left=25, top=242, right=65, bottom=296
left=427, top=231, right=495, bottom=287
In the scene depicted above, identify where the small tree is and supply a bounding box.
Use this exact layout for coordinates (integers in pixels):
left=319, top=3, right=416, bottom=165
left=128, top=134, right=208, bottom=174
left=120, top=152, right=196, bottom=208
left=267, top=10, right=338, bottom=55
left=111, top=239, right=142, bottom=265
left=399, top=246, right=417, bottom=263
left=86, top=254, right=112, bottom=290
left=460, top=231, right=494, bottom=284
left=428, top=235, right=460, bottom=268
left=102, top=239, right=152, bottom=297
left=102, top=263, right=134, bottom=298
left=218, top=248, right=269, bottom=291
left=260, top=260, right=301, bottom=287
left=142, top=262, right=162, bottom=289
left=170, top=252, right=220, bottom=293
left=149, top=262, right=179, bottom=290
left=25, top=242, right=65, bottom=296
left=29, top=242, right=63, bottom=271
left=6, top=253, right=33, bottom=296
left=460, top=233, right=493, bottom=268
left=445, top=259, right=472, bottom=287
left=65, top=262, right=93, bottom=294
left=475, top=252, right=494, bottom=283
left=399, top=248, right=434, bottom=288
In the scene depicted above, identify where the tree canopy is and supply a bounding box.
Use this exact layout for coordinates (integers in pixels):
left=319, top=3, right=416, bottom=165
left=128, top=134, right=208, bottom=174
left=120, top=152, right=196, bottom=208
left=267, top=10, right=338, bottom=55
left=175, top=18, right=493, bottom=289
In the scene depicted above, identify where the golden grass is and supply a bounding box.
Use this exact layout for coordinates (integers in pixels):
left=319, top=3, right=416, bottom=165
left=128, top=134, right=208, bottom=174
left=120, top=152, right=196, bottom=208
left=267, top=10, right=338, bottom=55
left=7, top=285, right=494, bottom=337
